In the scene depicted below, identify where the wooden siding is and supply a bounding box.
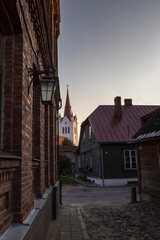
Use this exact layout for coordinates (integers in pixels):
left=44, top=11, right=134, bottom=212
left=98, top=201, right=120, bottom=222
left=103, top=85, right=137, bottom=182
left=102, top=144, right=137, bottom=179
left=77, top=122, right=101, bottom=178
left=137, top=140, right=160, bottom=201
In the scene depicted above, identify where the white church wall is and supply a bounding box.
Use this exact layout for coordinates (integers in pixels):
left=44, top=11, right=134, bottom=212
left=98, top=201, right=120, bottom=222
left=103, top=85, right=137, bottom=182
left=59, top=88, right=78, bottom=146
left=59, top=116, right=74, bottom=143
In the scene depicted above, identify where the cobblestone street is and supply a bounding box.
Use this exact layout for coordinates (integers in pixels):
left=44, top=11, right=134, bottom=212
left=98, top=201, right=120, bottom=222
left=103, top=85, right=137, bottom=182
left=81, top=202, right=160, bottom=240
left=62, top=184, right=160, bottom=240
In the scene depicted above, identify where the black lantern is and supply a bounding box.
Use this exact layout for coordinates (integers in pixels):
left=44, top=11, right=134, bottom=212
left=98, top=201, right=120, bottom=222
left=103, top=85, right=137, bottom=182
left=27, top=66, right=56, bottom=105
left=40, top=76, right=55, bottom=105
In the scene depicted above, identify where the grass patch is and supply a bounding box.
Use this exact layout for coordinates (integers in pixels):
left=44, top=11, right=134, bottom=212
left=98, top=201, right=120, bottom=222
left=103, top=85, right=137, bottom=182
left=60, top=175, right=79, bottom=185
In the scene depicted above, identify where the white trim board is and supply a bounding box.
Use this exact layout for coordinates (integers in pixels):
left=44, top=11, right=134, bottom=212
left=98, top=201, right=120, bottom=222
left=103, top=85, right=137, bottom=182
left=87, top=177, right=138, bottom=186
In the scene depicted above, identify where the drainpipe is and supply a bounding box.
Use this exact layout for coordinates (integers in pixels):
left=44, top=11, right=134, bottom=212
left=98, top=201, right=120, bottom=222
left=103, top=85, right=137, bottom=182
left=57, top=98, right=62, bottom=204
left=101, top=147, right=104, bottom=187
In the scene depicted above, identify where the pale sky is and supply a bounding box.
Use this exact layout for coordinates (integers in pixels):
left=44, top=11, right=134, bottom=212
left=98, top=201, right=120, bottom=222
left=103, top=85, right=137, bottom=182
left=58, top=0, right=160, bottom=135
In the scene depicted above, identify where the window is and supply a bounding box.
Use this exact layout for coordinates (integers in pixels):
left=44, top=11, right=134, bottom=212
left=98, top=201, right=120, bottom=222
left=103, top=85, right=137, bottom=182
left=124, top=150, right=137, bottom=170
left=32, top=74, right=40, bottom=159
left=62, top=127, right=64, bottom=134
left=83, top=131, right=86, bottom=141
left=89, top=125, right=92, bottom=139
left=68, top=127, right=70, bottom=134
left=65, top=127, right=67, bottom=134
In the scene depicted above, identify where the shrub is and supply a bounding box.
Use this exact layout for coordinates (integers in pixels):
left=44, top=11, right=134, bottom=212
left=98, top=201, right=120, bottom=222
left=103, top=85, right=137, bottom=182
left=60, top=154, right=72, bottom=176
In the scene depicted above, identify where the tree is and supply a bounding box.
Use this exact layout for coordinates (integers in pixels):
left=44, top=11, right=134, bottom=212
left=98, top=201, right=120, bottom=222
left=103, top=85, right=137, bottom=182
left=59, top=154, right=72, bottom=176
left=61, top=137, right=74, bottom=146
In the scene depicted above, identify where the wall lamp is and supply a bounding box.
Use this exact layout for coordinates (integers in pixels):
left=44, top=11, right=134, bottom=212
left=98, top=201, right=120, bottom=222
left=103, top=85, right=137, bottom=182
left=27, top=66, right=56, bottom=105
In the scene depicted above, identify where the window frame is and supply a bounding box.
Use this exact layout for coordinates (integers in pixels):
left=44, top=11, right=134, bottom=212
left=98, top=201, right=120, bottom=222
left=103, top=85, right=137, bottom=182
left=124, top=150, right=137, bottom=170
left=83, top=131, right=86, bottom=142
left=89, top=125, right=92, bottom=139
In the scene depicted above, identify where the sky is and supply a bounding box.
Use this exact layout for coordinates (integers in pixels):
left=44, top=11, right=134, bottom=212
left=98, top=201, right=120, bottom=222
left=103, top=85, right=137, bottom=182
left=58, top=0, right=160, bottom=135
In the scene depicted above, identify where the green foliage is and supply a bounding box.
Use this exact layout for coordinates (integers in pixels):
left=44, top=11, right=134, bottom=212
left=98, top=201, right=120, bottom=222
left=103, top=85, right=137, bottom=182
left=59, top=154, right=72, bottom=175
left=60, top=175, right=79, bottom=185
left=61, top=138, right=74, bottom=146
left=79, top=166, right=93, bottom=181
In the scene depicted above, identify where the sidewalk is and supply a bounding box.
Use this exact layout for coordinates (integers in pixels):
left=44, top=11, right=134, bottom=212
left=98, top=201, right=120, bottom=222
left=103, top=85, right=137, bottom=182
left=46, top=206, right=90, bottom=240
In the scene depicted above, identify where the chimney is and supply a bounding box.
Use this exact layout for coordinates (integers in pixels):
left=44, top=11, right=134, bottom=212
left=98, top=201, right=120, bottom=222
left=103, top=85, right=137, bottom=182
left=114, top=96, right=122, bottom=118
left=124, top=99, right=132, bottom=106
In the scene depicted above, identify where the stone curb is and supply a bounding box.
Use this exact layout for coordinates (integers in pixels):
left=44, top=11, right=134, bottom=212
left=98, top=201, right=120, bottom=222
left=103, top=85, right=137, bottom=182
left=77, top=208, right=90, bottom=240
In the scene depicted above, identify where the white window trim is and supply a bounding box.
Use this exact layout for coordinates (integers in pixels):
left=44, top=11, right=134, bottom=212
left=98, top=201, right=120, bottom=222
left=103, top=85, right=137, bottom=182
left=124, top=150, right=137, bottom=170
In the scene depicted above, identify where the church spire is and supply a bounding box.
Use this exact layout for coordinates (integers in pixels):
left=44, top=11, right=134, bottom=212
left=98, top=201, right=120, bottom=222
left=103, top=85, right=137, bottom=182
left=64, top=85, right=73, bottom=120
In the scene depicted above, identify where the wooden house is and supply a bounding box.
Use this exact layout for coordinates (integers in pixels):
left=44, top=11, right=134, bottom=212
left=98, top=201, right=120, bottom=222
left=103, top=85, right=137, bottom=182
left=131, top=108, right=160, bottom=202
left=75, top=97, right=159, bottom=186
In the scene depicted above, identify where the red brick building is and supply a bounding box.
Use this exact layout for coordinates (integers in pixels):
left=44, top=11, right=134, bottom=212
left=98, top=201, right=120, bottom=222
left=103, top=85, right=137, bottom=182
left=0, top=0, right=61, bottom=239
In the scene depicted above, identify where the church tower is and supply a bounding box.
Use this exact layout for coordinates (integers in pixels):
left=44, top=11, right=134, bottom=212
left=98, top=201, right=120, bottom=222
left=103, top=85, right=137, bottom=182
left=59, top=87, right=78, bottom=146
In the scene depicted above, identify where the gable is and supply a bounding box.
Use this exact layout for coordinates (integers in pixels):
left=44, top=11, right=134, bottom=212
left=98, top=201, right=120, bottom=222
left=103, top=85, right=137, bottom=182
left=61, top=115, right=72, bottom=124
left=78, top=120, right=98, bottom=152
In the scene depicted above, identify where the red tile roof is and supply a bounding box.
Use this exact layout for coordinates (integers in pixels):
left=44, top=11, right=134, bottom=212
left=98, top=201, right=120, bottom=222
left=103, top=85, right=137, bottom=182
left=88, top=105, right=160, bottom=143
left=59, top=136, right=65, bottom=145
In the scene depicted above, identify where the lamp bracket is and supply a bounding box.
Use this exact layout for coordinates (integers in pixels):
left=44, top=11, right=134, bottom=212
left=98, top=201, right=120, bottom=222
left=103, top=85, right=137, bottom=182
left=26, top=65, right=56, bottom=93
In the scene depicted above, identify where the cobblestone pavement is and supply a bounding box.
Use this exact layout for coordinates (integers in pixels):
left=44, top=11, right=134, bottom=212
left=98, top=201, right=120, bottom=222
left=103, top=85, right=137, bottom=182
left=80, top=202, right=160, bottom=240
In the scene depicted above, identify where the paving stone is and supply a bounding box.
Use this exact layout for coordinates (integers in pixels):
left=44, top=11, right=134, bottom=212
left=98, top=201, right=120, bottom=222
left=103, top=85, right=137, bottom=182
left=80, top=202, right=160, bottom=240
left=46, top=206, right=87, bottom=240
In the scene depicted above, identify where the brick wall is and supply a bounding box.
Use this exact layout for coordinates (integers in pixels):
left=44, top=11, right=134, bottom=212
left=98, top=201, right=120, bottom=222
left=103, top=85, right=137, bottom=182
left=0, top=0, right=60, bottom=236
